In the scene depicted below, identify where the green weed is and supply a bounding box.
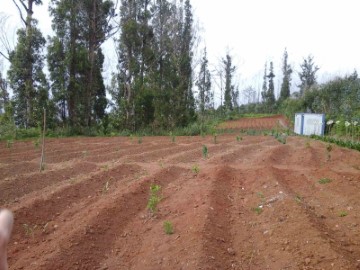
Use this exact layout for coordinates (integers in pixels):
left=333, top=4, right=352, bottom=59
left=163, top=221, right=174, bottom=235
left=191, top=164, right=200, bottom=174
left=252, top=206, right=263, bottom=215
left=236, top=136, right=242, bottom=142
left=339, top=211, right=348, bottom=217
left=23, top=224, right=37, bottom=238
left=318, top=178, right=332, bottom=184
left=294, top=194, right=302, bottom=204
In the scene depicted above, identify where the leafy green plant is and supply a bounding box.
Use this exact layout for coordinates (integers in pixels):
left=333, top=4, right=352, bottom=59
left=339, top=211, right=348, bottom=217
left=202, top=145, right=208, bottom=159
left=147, top=184, right=162, bottom=214
left=236, top=136, right=242, bottom=142
left=191, top=164, right=200, bottom=174
left=163, top=221, right=174, bottom=235
left=318, top=178, right=332, bottom=184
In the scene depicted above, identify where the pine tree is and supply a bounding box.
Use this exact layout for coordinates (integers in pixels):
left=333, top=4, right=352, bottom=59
left=298, top=55, right=319, bottom=96
left=196, top=47, right=212, bottom=115
left=279, top=48, right=292, bottom=102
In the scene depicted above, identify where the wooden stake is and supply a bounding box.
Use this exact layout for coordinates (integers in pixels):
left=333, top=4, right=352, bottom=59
left=39, top=108, right=46, bottom=172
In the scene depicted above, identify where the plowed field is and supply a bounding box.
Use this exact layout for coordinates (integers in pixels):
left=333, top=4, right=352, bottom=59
left=1, top=115, right=360, bottom=269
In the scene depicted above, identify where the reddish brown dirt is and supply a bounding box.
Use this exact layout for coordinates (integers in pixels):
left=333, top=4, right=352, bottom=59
left=1, top=116, right=360, bottom=269
left=217, top=115, right=289, bottom=131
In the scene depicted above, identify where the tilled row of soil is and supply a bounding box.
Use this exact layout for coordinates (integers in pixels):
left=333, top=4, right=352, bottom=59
left=1, top=130, right=360, bottom=269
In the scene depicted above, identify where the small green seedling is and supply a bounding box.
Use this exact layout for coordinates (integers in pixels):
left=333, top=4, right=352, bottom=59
left=102, top=181, right=110, bottom=193
left=326, top=143, right=333, bottom=160
left=191, top=164, right=200, bottom=174
left=23, top=224, right=37, bottom=238
left=6, top=140, right=13, bottom=148
left=318, top=178, right=332, bottom=184
left=295, top=194, right=302, bottom=204
left=147, top=184, right=162, bottom=214
left=236, top=136, right=242, bottom=142
left=202, top=145, right=208, bottom=159
left=34, top=139, right=40, bottom=148
left=163, top=221, right=174, bottom=235
left=339, top=211, right=348, bottom=217
left=252, top=206, right=263, bottom=215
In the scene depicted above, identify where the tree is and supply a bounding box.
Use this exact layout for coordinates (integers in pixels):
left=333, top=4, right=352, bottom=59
left=298, top=55, right=319, bottom=96
left=223, top=54, right=236, bottom=112
left=279, top=48, right=292, bottom=102
left=196, top=47, right=212, bottom=115
left=115, top=0, right=154, bottom=130
left=261, top=62, right=267, bottom=102
left=261, top=61, right=276, bottom=111
left=0, top=68, right=9, bottom=114
left=243, top=86, right=256, bottom=104
left=8, top=0, right=50, bottom=128
left=48, top=0, right=115, bottom=131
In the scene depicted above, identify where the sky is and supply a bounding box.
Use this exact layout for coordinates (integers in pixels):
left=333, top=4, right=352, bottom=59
left=1, top=0, right=360, bottom=103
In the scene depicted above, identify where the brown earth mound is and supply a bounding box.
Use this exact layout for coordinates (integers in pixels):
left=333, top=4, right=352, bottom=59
left=1, top=117, right=360, bottom=269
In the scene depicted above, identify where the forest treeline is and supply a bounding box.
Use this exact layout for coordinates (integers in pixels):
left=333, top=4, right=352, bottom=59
left=0, top=0, right=359, bottom=139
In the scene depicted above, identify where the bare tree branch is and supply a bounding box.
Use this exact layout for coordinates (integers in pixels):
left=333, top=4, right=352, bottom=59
left=11, top=0, right=27, bottom=25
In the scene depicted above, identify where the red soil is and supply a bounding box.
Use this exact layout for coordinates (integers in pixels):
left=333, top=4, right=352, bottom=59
left=1, top=116, right=360, bottom=269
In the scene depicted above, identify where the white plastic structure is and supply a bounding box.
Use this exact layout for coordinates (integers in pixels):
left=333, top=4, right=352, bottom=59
left=294, top=113, right=325, bottom=136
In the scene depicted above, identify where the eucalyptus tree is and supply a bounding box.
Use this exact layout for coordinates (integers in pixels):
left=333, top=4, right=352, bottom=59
left=48, top=0, right=116, bottom=131
left=196, top=47, right=212, bottom=115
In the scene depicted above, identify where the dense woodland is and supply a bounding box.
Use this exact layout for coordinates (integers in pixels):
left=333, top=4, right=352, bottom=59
left=0, top=0, right=359, bottom=138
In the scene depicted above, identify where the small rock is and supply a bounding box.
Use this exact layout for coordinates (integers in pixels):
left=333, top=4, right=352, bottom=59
left=305, top=258, right=311, bottom=265
left=227, top=248, right=235, bottom=256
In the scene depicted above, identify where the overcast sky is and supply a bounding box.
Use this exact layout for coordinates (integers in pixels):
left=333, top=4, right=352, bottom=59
left=1, top=0, right=360, bottom=102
